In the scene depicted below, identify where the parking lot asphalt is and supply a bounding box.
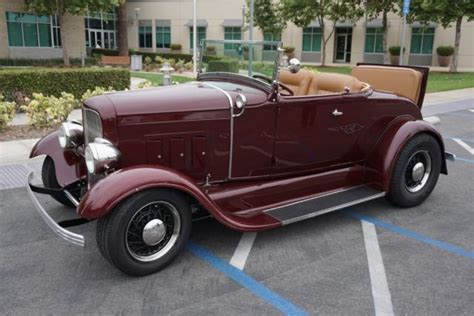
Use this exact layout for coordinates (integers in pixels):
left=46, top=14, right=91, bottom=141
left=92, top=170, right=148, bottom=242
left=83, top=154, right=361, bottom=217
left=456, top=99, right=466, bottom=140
left=0, top=103, right=473, bottom=315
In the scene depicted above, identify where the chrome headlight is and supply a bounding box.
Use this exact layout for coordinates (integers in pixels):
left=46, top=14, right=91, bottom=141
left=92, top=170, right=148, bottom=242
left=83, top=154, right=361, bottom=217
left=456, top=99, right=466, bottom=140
left=85, top=138, right=121, bottom=174
left=58, top=121, right=83, bottom=149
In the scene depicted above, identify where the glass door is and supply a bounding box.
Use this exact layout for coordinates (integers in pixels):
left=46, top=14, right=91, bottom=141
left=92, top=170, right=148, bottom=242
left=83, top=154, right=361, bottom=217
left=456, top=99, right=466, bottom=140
left=335, top=35, right=346, bottom=62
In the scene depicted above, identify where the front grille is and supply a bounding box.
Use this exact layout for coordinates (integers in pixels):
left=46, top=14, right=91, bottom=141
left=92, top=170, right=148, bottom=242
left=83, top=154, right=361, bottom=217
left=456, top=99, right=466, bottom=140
left=83, top=108, right=102, bottom=144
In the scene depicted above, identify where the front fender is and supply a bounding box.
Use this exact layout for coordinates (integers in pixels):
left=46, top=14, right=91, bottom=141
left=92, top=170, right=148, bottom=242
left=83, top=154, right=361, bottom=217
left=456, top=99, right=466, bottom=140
left=365, top=118, right=447, bottom=191
left=77, top=165, right=280, bottom=232
left=30, top=131, right=86, bottom=186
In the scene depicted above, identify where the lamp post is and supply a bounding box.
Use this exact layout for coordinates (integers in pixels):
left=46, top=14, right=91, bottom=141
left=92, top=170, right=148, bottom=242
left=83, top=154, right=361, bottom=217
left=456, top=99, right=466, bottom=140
left=192, top=0, right=197, bottom=75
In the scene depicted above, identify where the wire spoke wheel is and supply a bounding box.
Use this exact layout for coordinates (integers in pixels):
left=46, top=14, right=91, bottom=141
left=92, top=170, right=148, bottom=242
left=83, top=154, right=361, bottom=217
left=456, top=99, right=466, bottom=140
left=125, top=201, right=181, bottom=262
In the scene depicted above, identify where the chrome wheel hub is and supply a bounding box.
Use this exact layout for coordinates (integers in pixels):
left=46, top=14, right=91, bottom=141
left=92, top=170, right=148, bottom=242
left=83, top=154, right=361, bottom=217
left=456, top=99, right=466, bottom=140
left=125, top=201, right=181, bottom=262
left=142, top=219, right=166, bottom=246
left=411, top=162, right=425, bottom=182
left=405, top=150, right=432, bottom=193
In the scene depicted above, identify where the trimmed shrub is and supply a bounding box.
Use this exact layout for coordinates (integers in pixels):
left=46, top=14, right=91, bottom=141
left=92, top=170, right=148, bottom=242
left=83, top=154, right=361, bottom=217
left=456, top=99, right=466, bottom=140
left=22, top=92, right=77, bottom=128
left=0, top=68, right=130, bottom=101
left=90, top=48, right=120, bottom=57
left=135, top=51, right=193, bottom=63
left=81, top=86, right=116, bottom=104
left=0, top=57, right=98, bottom=67
left=0, top=94, right=16, bottom=131
left=208, top=58, right=239, bottom=73
left=436, top=46, right=454, bottom=56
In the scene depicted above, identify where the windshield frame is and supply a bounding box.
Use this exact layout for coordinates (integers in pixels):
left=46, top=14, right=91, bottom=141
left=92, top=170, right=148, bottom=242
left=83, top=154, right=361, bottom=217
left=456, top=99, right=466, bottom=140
left=198, top=39, right=283, bottom=82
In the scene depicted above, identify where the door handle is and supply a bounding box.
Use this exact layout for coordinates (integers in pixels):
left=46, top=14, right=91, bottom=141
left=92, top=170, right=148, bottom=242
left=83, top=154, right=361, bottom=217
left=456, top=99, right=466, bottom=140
left=332, top=109, right=343, bottom=117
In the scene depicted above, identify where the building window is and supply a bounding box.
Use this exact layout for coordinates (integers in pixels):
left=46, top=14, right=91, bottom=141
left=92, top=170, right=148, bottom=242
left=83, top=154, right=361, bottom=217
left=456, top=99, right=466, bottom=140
left=85, top=11, right=117, bottom=49
left=410, top=27, right=435, bottom=54
left=156, top=26, right=171, bottom=49
left=365, top=27, right=383, bottom=53
left=139, top=26, right=152, bottom=48
left=263, top=32, right=280, bottom=51
left=224, top=27, right=241, bottom=50
left=6, top=12, right=60, bottom=47
left=302, top=27, right=321, bottom=52
left=190, top=26, right=206, bottom=49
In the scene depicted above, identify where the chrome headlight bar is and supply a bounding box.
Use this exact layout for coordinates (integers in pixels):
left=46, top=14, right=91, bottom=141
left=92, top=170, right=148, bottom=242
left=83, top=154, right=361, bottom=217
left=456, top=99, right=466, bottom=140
left=85, top=138, right=121, bottom=174
left=58, top=121, right=84, bottom=149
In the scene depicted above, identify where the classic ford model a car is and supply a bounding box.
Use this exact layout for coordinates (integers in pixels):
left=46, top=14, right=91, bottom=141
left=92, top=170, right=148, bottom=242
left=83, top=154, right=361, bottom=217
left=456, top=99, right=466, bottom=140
left=27, top=40, right=453, bottom=276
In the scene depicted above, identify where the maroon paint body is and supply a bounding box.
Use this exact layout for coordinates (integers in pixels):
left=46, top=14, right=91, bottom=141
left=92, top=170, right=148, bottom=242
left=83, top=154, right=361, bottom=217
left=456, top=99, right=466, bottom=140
left=31, top=70, right=447, bottom=232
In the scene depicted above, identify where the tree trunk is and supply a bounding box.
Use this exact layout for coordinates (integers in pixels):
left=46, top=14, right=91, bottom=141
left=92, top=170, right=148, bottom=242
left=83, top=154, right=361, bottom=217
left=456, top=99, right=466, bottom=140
left=321, top=20, right=326, bottom=66
left=57, top=0, right=69, bottom=66
left=449, top=16, right=462, bottom=73
left=117, top=2, right=129, bottom=56
left=322, top=23, right=336, bottom=67
left=382, top=10, right=389, bottom=64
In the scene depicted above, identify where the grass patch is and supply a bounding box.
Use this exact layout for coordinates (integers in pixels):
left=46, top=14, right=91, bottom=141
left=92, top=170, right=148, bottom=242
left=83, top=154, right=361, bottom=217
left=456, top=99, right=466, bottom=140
left=302, top=65, right=474, bottom=93
left=426, top=72, right=474, bottom=93
left=130, top=71, right=194, bottom=86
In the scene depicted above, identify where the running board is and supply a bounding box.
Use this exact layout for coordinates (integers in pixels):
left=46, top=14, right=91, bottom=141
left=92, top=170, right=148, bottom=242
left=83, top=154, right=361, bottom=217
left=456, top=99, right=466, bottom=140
left=264, top=186, right=385, bottom=225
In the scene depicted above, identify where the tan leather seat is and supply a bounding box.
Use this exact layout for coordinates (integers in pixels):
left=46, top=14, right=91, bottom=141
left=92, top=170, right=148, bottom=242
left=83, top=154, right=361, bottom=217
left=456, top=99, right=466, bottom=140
left=307, top=72, right=363, bottom=95
left=279, top=69, right=313, bottom=96
left=352, top=65, right=422, bottom=103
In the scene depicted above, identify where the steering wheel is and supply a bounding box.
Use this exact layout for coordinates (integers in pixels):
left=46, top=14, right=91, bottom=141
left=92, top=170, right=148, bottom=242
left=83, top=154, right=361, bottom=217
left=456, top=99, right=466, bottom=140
left=252, top=75, right=294, bottom=96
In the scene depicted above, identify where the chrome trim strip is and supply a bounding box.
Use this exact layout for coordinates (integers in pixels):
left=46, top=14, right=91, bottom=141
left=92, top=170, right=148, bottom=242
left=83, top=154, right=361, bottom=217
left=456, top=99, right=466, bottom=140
left=263, top=185, right=366, bottom=214
left=279, top=192, right=386, bottom=225
left=192, top=81, right=235, bottom=179
left=64, top=189, right=80, bottom=207
left=445, top=151, right=456, bottom=161
left=26, top=172, right=85, bottom=247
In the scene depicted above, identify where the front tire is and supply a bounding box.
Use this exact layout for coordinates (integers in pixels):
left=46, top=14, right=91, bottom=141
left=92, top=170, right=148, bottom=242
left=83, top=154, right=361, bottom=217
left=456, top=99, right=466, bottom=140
left=96, top=189, right=192, bottom=276
left=387, top=133, right=441, bottom=207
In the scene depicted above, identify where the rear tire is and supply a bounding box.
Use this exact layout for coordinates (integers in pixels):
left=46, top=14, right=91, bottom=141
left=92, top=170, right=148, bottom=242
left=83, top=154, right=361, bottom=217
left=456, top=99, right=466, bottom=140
left=96, top=189, right=192, bottom=276
left=41, top=157, right=75, bottom=208
left=387, top=133, right=441, bottom=207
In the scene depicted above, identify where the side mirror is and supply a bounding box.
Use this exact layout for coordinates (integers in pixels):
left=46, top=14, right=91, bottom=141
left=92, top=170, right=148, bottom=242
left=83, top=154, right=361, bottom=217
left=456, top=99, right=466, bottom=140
left=235, top=94, right=247, bottom=109
left=233, top=94, right=247, bottom=117
left=288, top=58, right=301, bottom=74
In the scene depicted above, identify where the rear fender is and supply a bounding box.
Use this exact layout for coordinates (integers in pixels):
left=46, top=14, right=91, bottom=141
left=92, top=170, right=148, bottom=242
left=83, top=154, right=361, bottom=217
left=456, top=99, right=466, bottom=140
left=29, top=131, right=86, bottom=186
left=77, top=165, right=279, bottom=232
left=365, top=119, right=447, bottom=191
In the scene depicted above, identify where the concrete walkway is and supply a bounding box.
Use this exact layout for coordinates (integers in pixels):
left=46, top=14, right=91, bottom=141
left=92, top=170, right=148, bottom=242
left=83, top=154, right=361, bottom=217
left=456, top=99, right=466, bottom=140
left=1, top=87, right=473, bottom=165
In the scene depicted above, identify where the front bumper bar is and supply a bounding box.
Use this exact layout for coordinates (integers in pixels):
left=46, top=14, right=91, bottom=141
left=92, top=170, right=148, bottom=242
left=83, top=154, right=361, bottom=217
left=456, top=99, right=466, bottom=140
left=26, top=172, right=85, bottom=247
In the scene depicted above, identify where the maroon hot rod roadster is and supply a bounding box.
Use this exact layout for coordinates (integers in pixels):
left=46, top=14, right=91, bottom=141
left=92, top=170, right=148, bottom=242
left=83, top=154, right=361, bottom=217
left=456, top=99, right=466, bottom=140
left=27, top=40, right=453, bottom=276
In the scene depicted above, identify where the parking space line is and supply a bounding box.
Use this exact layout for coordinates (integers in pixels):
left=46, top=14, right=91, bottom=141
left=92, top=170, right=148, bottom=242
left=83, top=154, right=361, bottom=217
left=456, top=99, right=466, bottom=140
left=230, top=232, right=257, bottom=270
left=452, top=138, right=474, bottom=155
left=444, top=137, right=474, bottom=144
left=187, top=241, right=309, bottom=316
left=441, top=112, right=474, bottom=118
left=361, top=220, right=394, bottom=316
left=341, top=210, right=474, bottom=260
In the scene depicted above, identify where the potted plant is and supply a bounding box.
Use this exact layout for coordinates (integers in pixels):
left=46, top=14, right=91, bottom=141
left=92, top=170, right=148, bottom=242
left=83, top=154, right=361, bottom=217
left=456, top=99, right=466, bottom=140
left=283, top=46, right=295, bottom=59
left=389, top=46, right=404, bottom=65
left=436, top=46, right=454, bottom=67
left=170, top=43, right=182, bottom=52
left=206, top=46, right=216, bottom=55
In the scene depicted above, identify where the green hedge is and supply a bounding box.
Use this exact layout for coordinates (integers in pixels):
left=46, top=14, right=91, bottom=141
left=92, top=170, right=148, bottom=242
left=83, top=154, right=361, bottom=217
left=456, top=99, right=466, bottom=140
left=0, top=68, right=130, bottom=101
left=90, top=48, right=121, bottom=57
left=207, top=58, right=239, bottom=73
left=0, top=57, right=99, bottom=67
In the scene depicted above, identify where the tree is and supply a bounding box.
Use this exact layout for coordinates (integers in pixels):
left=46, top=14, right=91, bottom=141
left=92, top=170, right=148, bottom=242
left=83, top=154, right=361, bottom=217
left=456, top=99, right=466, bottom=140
left=365, top=0, right=400, bottom=64
left=25, top=0, right=125, bottom=66
left=117, top=2, right=128, bottom=56
left=407, top=0, right=474, bottom=72
left=280, top=0, right=363, bottom=66
left=246, top=0, right=287, bottom=38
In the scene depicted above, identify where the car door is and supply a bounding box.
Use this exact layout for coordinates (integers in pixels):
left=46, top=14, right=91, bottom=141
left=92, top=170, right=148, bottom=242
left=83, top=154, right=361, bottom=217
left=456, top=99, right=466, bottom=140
left=273, top=93, right=372, bottom=174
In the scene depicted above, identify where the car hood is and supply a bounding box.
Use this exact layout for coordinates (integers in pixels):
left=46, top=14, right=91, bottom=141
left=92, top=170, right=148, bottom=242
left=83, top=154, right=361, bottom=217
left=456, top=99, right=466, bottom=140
left=85, top=83, right=231, bottom=119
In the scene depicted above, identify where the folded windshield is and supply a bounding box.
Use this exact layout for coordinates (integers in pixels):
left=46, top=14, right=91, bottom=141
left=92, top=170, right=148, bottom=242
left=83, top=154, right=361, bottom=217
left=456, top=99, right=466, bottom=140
left=199, top=39, right=282, bottom=81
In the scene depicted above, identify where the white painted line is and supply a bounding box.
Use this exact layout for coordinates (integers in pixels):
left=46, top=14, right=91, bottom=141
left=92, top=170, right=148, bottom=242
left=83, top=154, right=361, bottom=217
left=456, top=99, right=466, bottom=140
left=469, top=109, right=474, bottom=113
left=423, top=116, right=440, bottom=125
left=230, top=232, right=257, bottom=270
left=362, top=220, right=394, bottom=316
left=453, top=138, right=474, bottom=155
